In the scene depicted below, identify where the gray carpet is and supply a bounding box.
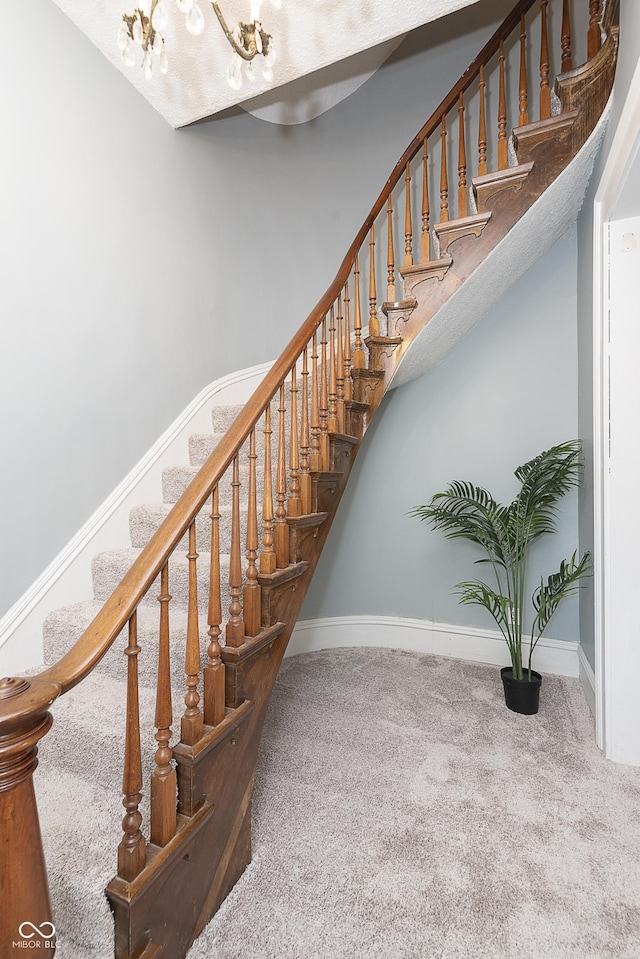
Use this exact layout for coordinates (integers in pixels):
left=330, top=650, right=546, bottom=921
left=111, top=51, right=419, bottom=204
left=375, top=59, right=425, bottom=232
left=37, top=646, right=640, bottom=958
left=182, top=649, right=640, bottom=959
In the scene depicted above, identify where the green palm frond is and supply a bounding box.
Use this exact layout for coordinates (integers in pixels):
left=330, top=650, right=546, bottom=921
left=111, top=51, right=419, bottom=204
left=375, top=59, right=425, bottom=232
left=511, top=441, right=583, bottom=545
left=457, top=580, right=514, bottom=644
left=532, top=550, right=591, bottom=642
left=411, top=482, right=513, bottom=570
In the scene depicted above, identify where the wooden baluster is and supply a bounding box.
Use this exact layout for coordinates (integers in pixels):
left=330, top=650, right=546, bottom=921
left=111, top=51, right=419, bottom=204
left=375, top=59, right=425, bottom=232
left=181, top=521, right=203, bottom=745
left=352, top=257, right=365, bottom=369
left=327, top=307, right=339, bottom=433
left=498, top=40, right=508, bottom=170
left=369, top=226, right=379, bottom=336
left=561, top=0, right=573, bottom=71
left=226, top=456, right=245, bottom=645
left=421, top=138, right=430, bottom=262
left=404, top=162, right=413, bottom=267
left=309, top=332, right=322, bottom=471
left=150, top=562, right=177, bottom=847
left=299, top=345, right=312, bottom=513
left=275, top=383, right=290, bottom=565
left=440, top=115, right=449, bottom=223
left=204, top=485, right=225, bottom=727
left=386, top=195, right=396, bottom=302
left=519, top=14, right=529, bottom=125
left=478, top=65, right=488, bottom=176
left=319, top=318, right=330, bottom=468
left=457, top=93, right=468, bottom=218
left=588, top=1, right=601, bottom=60
left=343, top=280, right=353, bottom=408
left=118, top=611, right=146, bottom=880
left=244, top=429, right=261, bottom=636
left=540, top=0, right=551, bottom=120
left=260, top=408, right=277, bottom=571
left=288, top=365, right=302, bottom=517
left=336, top=293, right=345, bottom=434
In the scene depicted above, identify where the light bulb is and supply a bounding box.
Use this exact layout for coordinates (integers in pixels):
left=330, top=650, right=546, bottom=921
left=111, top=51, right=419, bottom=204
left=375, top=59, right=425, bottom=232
left=143, top=51, right=153, bottom=79
left=186, top=1, right=204, bottom=35
left=227, top=56, right=243, bottom=91
left=122, top=41, right=136, bottom=68
left=245, top=59, right=257, bottom=83
left=176, top=0, right=193, bottom=12
left=133, top=16, right=144, bottom=44
left=250, top=0, right=262, bottom=19
left=151, top=0, right=168, bottom=31
left=159, top=49, right=169, bottom=74
left=117, top=24, right=129, bottom=52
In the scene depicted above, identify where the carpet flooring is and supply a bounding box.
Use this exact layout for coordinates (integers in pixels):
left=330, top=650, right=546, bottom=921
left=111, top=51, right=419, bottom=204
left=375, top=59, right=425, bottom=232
left=35, top=644, right=640, bottom=959
left=181, top=648, right=640, bottom=959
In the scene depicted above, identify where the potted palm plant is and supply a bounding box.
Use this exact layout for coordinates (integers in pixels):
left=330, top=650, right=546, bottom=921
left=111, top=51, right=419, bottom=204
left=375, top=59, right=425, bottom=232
left=411, top=441, right=590, bottom=714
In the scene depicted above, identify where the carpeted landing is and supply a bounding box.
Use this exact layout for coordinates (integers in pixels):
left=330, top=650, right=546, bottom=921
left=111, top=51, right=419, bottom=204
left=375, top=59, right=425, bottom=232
left=39, top=647, right=640, bottom=959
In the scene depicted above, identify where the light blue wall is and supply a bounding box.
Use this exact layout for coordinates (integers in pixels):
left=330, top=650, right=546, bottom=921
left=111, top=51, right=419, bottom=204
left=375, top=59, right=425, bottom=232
left=303, top=228, right=581, bottom=641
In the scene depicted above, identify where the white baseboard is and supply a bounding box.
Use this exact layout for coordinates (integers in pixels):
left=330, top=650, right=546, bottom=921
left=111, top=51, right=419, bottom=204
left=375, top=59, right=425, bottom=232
left=288, top=615, right=580, bottom=677
left=0, top=362, right=272, bottom=676
left=578, top=644, right=596, bottom=718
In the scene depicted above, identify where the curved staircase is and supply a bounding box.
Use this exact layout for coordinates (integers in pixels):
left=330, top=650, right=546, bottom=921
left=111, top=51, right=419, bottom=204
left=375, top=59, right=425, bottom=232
left=0, top=2, right=619, bottom=956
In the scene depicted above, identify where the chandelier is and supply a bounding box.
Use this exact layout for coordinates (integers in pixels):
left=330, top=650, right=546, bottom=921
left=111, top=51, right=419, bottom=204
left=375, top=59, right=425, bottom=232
left=118, top=0, right=281, bottom=89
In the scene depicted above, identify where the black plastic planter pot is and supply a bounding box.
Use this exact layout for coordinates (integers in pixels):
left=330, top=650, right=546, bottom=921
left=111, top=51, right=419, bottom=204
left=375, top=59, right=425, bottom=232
left=500, top=667, right=542, bottom=715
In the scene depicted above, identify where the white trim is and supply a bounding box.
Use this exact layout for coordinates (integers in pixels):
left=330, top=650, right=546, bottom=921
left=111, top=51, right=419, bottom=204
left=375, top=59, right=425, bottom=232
left=578, top=643, right=596, bottom=718
left=0, top=361, right=272, bottom=675
left=593, top=59, right=640, bottom=755
left=288, top=615, right=579, bottom=677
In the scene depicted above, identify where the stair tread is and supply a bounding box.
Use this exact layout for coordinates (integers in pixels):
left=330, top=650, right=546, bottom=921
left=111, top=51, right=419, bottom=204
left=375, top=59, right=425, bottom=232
left=40, top=670, right=162, bottom=790
left=43, top=600, right=194, bottom=682
left=92, top=546, right=232, bottom=565
left=129, top=501, right=236, bottom=550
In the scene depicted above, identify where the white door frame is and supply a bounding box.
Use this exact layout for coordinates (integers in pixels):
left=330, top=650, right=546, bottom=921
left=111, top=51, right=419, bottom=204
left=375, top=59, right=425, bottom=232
left=593, top=63, right=640, bottom=759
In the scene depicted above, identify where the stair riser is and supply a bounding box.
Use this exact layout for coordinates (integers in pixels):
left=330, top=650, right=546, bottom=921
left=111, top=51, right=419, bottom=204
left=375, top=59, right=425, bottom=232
left=210, top=391, right=311, bottom=433
left=44, top=620, right=192, bottom=688
left=41, top=681, right=159, bottom=794
left=130, top=504, right=235, bottom=554
left=163, top=466, right=259, bottom=507
left=42, top=605, right=233, bottom=693
left=190, top=432, right=269, bottom=467
left=92, top=553, right=233, bottom=611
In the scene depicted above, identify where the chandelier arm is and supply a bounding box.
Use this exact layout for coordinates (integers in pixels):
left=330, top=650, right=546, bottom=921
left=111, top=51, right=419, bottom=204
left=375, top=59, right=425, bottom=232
left=210, top=2, right=258, bottom=60
left=144, top=0, right=160, bottom=52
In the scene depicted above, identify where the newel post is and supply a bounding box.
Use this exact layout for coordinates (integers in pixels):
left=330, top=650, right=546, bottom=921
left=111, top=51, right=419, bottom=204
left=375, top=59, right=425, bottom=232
left=0, top=676, right=61, bottom=954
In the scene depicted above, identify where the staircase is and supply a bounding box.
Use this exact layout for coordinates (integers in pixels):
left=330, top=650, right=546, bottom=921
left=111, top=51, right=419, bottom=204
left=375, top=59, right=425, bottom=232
left=0, top=2, right=619, bottom=957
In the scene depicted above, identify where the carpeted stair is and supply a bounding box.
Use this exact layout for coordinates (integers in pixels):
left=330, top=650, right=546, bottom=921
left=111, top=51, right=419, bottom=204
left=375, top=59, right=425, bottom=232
left=36, top=396, right=266, bottom=959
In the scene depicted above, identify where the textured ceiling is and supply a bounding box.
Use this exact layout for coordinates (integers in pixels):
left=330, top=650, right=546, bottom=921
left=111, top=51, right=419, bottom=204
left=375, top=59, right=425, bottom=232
left=52, top=0, right=481, bottom=128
